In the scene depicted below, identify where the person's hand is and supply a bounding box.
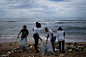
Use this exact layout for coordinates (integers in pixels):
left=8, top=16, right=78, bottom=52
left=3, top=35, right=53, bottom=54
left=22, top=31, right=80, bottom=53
left=46, top=39, right=48, bottom=42
left=40, top=38, right=42, bottom=41
left=46, top=39, right=48, bottom=44
left=51, top=38, right=52, bottom=41
left=17, top=36, right=19, bottom=38
left=25, top=37, right=27, bottom=38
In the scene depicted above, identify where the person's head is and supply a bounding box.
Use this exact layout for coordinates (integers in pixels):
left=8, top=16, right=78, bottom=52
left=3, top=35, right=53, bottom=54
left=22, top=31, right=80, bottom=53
left=45, top=27, right=49, bottom=32
left=36, top=22, right=41, bottom=28
left=58, top=27, right=63, bottom=31
left=23, top=25, right=27, bottom=29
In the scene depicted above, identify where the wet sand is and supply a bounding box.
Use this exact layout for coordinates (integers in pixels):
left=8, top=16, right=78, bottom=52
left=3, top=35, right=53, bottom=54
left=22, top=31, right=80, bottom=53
left=0, top=40, right=86, bottom=57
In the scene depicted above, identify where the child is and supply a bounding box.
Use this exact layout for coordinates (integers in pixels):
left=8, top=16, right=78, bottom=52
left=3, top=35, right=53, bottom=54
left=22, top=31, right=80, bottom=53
left=33, top=22, right=42, bottom=53
left=57, top=27, right=65, bottom=53
left=17, top=25, right=29, bottom=49
left=45, top=27, right=56, bottom=52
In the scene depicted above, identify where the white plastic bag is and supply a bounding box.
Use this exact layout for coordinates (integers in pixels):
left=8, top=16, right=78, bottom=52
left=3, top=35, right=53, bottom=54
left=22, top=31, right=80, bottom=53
left=20, top=38, right=27, bottom=48
left=40, top=41, right=47, bottom=55
left=47, top=41, right=54, bottom=54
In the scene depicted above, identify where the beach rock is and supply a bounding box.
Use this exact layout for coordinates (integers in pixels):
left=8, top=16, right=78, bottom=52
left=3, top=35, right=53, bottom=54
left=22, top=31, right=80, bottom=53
left=67, top=43, right=72, bottom=45
left=84, top=48, right=86, bottom=50
left=75, top=48, right=79, bottom=51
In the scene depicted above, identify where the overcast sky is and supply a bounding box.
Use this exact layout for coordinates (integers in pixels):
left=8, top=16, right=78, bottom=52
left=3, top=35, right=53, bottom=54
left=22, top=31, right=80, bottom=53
left=0, top=0, right=86, bottom=18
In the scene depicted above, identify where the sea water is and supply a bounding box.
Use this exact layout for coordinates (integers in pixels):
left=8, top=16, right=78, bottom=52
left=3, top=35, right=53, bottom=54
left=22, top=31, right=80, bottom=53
left=0, top=18, right=86, bottom=42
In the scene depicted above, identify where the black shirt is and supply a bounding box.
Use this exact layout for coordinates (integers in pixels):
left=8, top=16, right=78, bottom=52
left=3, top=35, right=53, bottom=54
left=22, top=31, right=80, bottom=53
left=21, top=29, right=29, bottom=38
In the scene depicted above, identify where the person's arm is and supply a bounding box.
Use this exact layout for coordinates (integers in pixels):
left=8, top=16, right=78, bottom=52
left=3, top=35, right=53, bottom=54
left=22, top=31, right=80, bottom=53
left=36, top=33, right=42, bottom=41
left=25, top=30, right=29, bottom=38
left=25, top=34, right=28, bottom=38
left=57, top=31, right=59, bottom=38
left=64, top=32, right=65, bottom=38
left=46, top=34, right=49, bottom=43
left=17, top=31, right=21, bottom=38
left=51, top=33, right=53, bottom=41
left=46, top=34, right=49, bottom=42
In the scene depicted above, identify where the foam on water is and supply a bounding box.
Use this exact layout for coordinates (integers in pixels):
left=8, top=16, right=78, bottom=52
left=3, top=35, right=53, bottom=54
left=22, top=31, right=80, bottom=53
left=0, top=18, right=86, bottom=42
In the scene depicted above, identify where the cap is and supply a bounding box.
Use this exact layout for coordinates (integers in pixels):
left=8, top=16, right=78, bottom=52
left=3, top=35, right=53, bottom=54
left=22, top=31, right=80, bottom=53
left=38, top=23, right=41, bottom=27
left=36, top=22, right=41, bottom=27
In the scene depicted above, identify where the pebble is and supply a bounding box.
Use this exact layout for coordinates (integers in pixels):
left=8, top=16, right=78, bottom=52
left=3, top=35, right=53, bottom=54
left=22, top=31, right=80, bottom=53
left=84, top=48, right=86, bottom=50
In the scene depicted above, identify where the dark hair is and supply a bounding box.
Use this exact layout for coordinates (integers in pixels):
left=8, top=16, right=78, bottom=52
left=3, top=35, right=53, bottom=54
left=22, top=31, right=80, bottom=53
left=23, top=25, right=27, bottom=28
left=45, top=27, right=48, bottom=29
left=58, top=27, right=63, bottom=31
left=36, top=22, right=38, bottom=26
left=36, top=22, right=41, bottom=27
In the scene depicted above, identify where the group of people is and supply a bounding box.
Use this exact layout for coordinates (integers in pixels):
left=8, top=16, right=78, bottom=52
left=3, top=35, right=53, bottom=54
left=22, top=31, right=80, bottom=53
left=17, top=22, right=65, bottom=53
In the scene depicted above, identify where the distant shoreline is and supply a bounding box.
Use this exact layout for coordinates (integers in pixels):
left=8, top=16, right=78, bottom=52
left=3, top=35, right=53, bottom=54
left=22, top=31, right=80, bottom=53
left=0, top=37, right=86, bottom=43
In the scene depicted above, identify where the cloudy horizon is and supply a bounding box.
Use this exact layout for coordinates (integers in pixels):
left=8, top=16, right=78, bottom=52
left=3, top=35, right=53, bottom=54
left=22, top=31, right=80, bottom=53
left=0, top=0, right=86, bottom=18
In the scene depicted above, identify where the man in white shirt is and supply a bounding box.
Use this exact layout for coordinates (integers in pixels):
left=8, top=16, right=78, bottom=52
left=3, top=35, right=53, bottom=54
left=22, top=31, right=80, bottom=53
left=45, top=27, right=56, bottom=52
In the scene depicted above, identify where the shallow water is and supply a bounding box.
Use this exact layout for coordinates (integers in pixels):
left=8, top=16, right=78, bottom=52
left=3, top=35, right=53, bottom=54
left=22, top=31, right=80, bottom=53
left=0, top=18, right=86, bottom=42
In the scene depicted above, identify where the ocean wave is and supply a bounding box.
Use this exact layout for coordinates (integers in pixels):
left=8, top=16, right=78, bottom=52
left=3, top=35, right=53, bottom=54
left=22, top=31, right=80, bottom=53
left=59, top=20, right=86, bottom=21
left=65, top=27, right=86, bottom=29
left=8, top=21, right=18, bottom=22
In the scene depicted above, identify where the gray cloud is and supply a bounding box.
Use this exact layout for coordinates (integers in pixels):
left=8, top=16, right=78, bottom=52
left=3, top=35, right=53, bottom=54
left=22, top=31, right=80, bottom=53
left=0, top=0, right=86, bottom=18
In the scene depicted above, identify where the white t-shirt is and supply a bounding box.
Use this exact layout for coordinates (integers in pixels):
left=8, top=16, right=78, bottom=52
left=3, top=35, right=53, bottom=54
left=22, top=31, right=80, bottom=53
left=57, top=30, right=65, bottom=41
left=47, top=29, right=55, bottom=38
left=34, top=27, right=39, bottom=34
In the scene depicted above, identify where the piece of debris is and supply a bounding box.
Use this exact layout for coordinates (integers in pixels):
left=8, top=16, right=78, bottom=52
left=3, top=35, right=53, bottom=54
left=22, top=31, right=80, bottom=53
left=60, top=54, right=64, bottom=56
left=68, top=49, right=72, bottom=51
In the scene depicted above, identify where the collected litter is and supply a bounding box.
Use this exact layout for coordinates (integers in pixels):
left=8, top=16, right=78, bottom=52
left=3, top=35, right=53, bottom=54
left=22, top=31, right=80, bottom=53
left=68, top=49, right=72, bottom=52
left=60, top=54, right=64, bottom=56
left=40, top=41, right=47, bottom=55
left=47, top=41, right=55, bottom=54
left=1, top=54, right=6, bottom=57
left=19, top=38, right=29, bottom=51
left=55, top=48, right=58, bottom=51
left=30, top=45, right=33, bottom=48
left=40, top=41, right=54, bottom=55
left=6, top=51, right=11, bottom=56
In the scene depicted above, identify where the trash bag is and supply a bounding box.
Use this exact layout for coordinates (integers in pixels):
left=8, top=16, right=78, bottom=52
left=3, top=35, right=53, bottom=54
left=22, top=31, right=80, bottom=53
left=40, top=41, right=47, bottom=55
left=47, top=41, right=54, bottom=54
left=20, top=38, right=27, bottom=48
left=19, top=38, right=29, bottom=51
